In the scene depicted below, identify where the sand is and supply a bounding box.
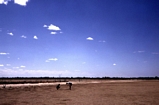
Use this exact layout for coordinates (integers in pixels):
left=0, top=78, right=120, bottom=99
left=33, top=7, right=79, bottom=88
left=0, top=80, right=159, bottom=105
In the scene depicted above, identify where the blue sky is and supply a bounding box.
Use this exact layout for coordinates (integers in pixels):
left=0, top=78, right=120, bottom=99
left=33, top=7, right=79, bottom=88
left=0, top=0, right=159, bottom=77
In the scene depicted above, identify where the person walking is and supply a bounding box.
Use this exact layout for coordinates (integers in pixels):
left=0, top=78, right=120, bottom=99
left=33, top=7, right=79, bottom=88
left=66, top=82, right=72, bottom=90
left=69, top=82, right=72, bottom=90
left=56, top=84, right=60, bottom=90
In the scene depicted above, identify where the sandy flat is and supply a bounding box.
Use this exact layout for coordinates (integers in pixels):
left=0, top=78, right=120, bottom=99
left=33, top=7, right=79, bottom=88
left=0, top=80, right=138, bottom=88
left=0, top=80, right=159, bottom=105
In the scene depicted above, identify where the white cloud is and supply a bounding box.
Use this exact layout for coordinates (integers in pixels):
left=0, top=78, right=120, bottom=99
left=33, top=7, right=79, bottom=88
left=20, top=65, right=25, bottom=68
left=7, top=32, right=13, bottom=36
left=48, top=24, right=61, bottom=31
left=113, top=63, right=116, bottom=66
left=138, top=51, right=145, bottom=53
left=45, top=58, right=58, bottom=62
left=33, top=35, right=38, bottom=39
left=0, top=0, right=29, bottom=6
left=0, top=64, right=4, bottom=67
left=48, top=58, right=58, bottom=61
left=14, top=0, right=29, bottom=6
left=43, top=25, right=47, bottom=27
left=6, top=64, right=11, bottom=66
left=86, top=37, right=94, bottom=40
left=0, top=52, right=9, bottom=55
left=133, top=51, right=145, bottom=53
left=0, top=69, right=94, bottom=77
left=50, top=32, right=57, bottom=34
left=13, top=67, right=19, bottom=69
left=0, top=0, right=10, bottom=5
left=45, top=60, right=50, bottom=62
left=21, top=35, right=27, bottom=38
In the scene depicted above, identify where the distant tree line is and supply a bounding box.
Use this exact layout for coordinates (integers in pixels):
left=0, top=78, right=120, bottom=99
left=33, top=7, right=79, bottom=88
left=0, top=76, right=158, bottom=80
left=0, top=76, right=158, bottom=84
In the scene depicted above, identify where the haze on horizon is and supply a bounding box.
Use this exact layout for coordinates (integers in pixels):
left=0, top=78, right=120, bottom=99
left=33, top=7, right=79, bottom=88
left=0, top=0, right=159, bottom=77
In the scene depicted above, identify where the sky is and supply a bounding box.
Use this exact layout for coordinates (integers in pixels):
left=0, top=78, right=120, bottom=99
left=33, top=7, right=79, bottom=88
left=0, top=0, right=159, bottom=77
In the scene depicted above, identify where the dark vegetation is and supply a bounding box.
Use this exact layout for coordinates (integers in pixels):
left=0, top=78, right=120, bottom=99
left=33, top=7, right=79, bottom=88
left=0, top=76, right=158, bottom=84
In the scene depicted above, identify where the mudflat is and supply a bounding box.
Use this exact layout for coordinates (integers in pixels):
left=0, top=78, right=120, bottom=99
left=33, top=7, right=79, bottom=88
left=0, top=80, right=159, bottom=105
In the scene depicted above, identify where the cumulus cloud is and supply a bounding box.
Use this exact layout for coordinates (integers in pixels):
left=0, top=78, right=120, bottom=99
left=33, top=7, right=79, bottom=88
left=0, top=52, right=9, bottom=55
left=0, top=0, right=10, bottom=5
left=48, top=58, right=58, bottom=61
left=20, top=65, right=26, bottom=68
left=0, top=0, right=29, bottom=6
left=21, top=35, right=27, bottom=38
left=0, top=64, right=4, bottom=67
left=86, top=37, right=94, bottom=40
left=48, top=24, right=61, bottom=31
left=45, top=58, right=58, bottom=62
left=7, top=32, right=13, bottom=36
left=33, top=35, right=38, bottom=39
left=113, top=63, right=116, bottom=66
left=14, top=0, right=29, bottom=6
left=43, top=25, right=47, bottom=27
left=44, top=24, right=62, bottom=34
left=50, top=32, right=57, bottom=35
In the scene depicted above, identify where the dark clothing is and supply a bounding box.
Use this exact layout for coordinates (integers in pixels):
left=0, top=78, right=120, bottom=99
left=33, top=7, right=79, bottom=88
left=56, top=84, right=60, bottom=90
left=66, top=82, right=73, bottom=90
left=69, top=83, right=72, bottom=90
